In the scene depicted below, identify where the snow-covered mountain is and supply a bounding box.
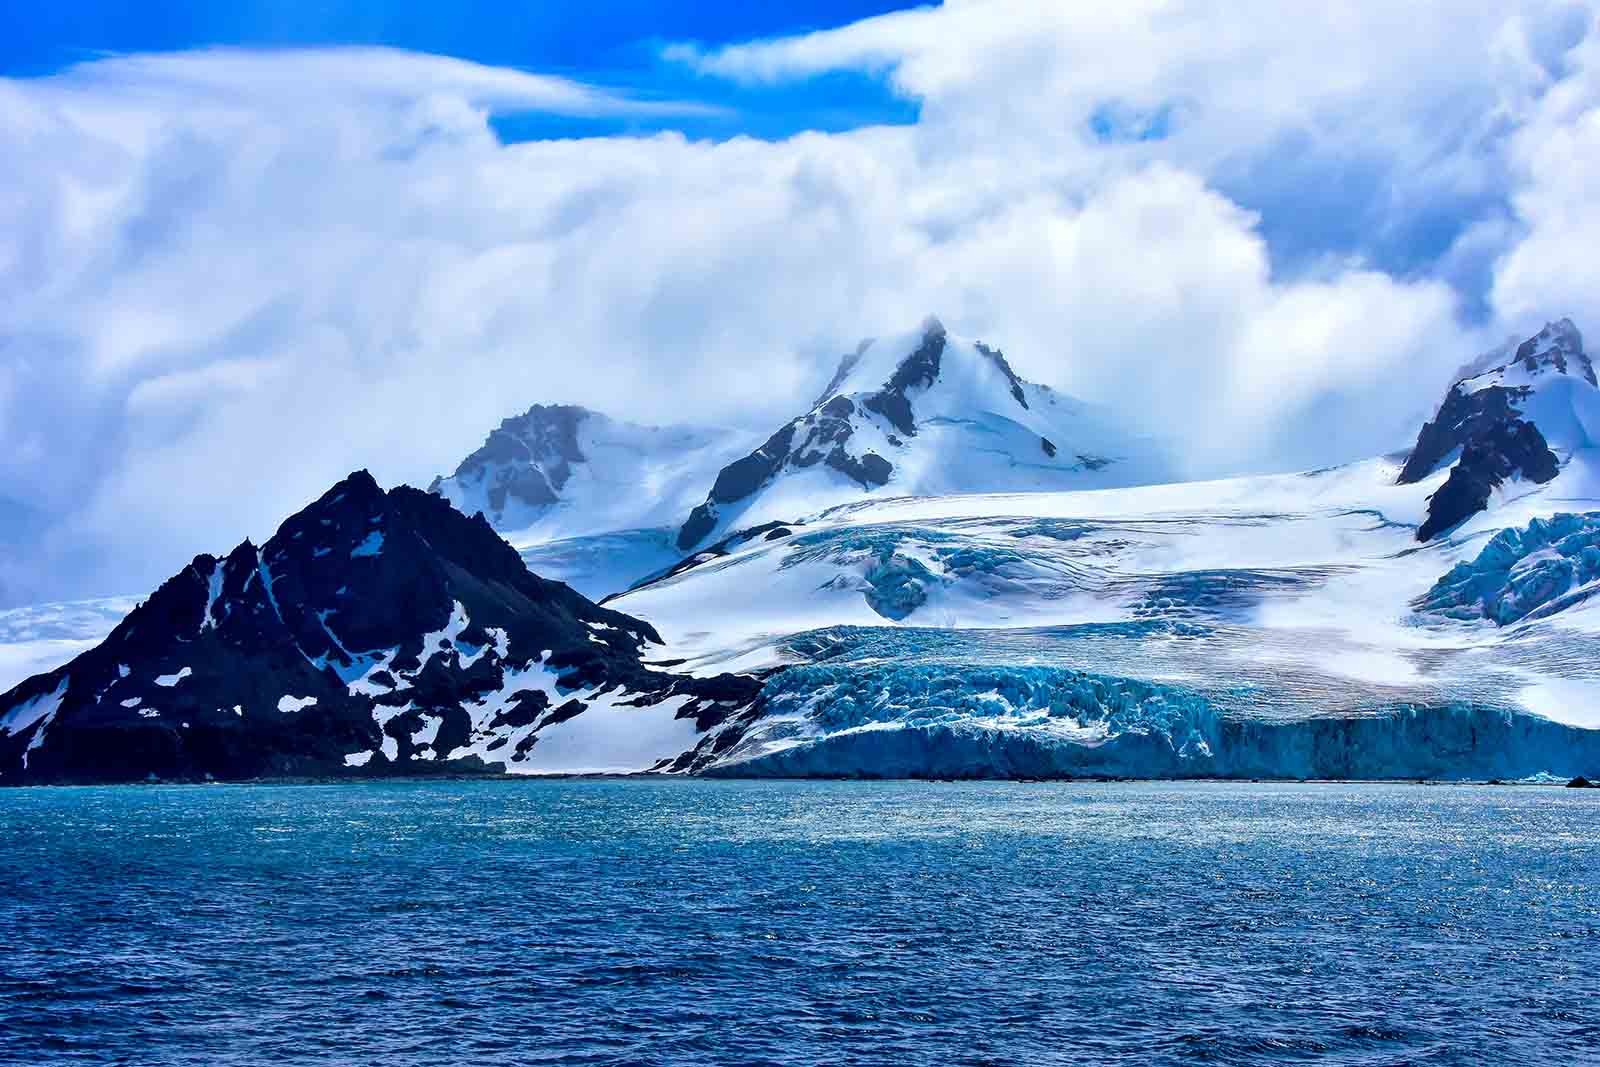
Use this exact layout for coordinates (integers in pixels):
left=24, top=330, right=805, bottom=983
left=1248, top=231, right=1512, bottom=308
left=7, top=318, right=1600, bottom=783
left=430, top=404, right=750, bottom=539
left=428, top=405, right=753, bottom=596
left=0, top=471, right=756, bottom=784
left=1400, top=319, right=1600, bottom=539
left=578, top=319, right=1600, bottom=780
left=675, top=318, right=1172, bottom=550
left=429, top=320, right=1170, bottom=597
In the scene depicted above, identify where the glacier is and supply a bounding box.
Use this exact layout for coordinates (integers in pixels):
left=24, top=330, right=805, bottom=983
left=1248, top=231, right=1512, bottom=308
left=613, top=447, right=1600, bottom=781
left=685, top=625, right=1600, bottom=780
left=1417, top=512, right=1600, bottom=625
left=8, top=320, right=1600, bottom=782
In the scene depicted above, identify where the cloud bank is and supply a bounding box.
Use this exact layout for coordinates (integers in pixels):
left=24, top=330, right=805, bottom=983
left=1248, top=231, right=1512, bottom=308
left=2, top=4, right=1599, bottom=604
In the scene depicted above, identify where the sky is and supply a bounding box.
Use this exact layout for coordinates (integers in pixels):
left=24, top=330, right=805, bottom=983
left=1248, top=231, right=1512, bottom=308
left=2, top=0, right=1599, bottom=606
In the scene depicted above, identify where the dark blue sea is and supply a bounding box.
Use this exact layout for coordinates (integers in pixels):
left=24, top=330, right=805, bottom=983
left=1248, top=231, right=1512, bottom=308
left=2, top=780, right=1598, bottom=1066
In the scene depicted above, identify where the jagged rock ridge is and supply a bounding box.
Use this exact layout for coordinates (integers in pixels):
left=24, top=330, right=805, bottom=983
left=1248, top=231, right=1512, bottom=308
left=430, top=403, right=589, bottom=520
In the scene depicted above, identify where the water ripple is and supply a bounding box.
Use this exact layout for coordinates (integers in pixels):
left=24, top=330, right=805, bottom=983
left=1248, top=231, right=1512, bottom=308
left=1, top=780, right=1597, bottom=1065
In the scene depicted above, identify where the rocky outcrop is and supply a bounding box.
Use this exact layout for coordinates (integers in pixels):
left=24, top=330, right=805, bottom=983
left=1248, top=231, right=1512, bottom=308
left=1401, top=320, right=1589, bottom=541
left=678, top=381, right=898, bottom=550
left=863, top=320, right=947, bottom=436
left=0, top=471, right=758, bottom=784
left=1415, top=420, right=1559, bottom=541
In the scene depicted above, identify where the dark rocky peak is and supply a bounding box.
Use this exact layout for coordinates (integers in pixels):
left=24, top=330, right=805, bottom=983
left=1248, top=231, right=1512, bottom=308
left=1399, top=382, right=1528, bottom=485
left=428, top=404, right=591, bottom=512
left=100, top=469, right=655, bottom=677
left=864, top=317, right=948, bottom=437
left=1414, top=421, right=1559, bottom=541
left=1512, top=318, right=1592, bottom=386
left=674, top=316, right=1083, bottom=551
left=1399, top=320, right=1589, bottom=540
left=678, top=385, right=892, bottom=550
left=2, top=471, right=755, bottom=784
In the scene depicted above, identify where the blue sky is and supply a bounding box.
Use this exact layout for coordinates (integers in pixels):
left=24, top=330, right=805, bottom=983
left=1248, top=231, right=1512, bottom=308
left=1, top=1, right=1597, bottom=605
left=2, top=1, right=922, bottom=137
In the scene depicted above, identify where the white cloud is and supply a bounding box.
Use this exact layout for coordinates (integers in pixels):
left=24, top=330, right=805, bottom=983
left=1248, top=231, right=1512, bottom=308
left=0, top=8, right=1596, bottom=604
left=1492, top=28, right=1600, bottom=333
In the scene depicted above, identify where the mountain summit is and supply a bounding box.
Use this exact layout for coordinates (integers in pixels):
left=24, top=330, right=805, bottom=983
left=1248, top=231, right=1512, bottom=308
left=430, top=404, right=749, bottom=542
left=1401, top=319, right=1600, bottom=540
left=675, top=318, right=1171, bottom=549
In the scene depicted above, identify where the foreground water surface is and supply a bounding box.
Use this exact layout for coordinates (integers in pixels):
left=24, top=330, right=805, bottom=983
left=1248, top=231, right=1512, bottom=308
left=1, top=780, right=1597, bottom=1065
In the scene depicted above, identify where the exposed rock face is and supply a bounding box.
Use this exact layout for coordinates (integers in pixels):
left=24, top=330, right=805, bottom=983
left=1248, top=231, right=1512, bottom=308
left=1401, top=320, right=1589, bottom=541
left=863, top=321, right=947, bottom=436
left=431, top=404, right=587, bottom=519
left=678, top=351, right=904, bottom=551
left=0, top=471, right=757, bottom=784
left=1515, top=319, right=1596, bottom=386
left=1400, top=381, right=1532, bottom=486
left=974, top=341, right=1028, bottom=408
left=1415, top=421, right=1559, bottom=541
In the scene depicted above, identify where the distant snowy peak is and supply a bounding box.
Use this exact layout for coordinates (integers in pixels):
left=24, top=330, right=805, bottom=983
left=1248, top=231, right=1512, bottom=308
left=1457, top=318, right=1595, bottom=394
left=431, top=404, right=749, bottom=543
left=431, top=404, right=591, bottom=524
left=1401, top=318, right=1599, bottom=540
left=676, top=318, right=1170, bottom=550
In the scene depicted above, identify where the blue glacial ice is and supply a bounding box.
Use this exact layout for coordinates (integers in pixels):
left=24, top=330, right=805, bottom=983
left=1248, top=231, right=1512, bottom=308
left=1417, top=511, right=1600, bottom=625
left=702, top=625, right=1600, bottom=780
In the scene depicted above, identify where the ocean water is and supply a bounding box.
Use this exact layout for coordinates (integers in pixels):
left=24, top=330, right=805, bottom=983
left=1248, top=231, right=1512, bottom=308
left=1, top=781, right=1597, bottom=1066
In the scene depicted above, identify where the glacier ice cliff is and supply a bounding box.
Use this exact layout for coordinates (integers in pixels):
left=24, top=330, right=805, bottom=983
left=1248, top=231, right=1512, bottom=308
left=696, top=657, right=1600, bottom=781
left=658, top=620, right=1600, bottom=781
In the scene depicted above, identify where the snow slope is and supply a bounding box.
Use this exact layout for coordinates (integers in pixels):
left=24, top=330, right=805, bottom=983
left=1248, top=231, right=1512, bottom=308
left=431, top=405, right=755, bottom=598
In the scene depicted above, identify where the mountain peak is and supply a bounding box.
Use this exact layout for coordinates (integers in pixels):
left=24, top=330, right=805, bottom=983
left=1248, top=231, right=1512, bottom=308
left=1456, top=317, right=1594, bottom=394
left=675, top=320, right=1171, bottom=550
left=0, top=472, right=756, bottom=783
left=1401, top=317, right=1596, bottom=540
left=1511, top=318, right=1592, bottom=386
